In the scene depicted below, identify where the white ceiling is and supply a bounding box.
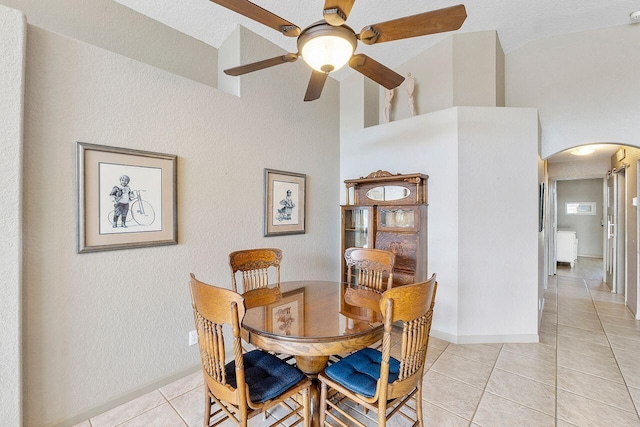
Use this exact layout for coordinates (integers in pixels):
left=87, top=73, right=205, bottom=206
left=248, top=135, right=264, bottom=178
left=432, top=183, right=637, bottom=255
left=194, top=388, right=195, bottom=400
left=547, top=144, right=622, bottom=164
left=114, top=0, right=639, bottom=80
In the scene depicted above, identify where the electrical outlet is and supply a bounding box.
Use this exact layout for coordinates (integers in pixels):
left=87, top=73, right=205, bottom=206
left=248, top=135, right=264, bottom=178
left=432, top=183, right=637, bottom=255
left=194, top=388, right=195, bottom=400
left=188, top=330, right=198, bottom=346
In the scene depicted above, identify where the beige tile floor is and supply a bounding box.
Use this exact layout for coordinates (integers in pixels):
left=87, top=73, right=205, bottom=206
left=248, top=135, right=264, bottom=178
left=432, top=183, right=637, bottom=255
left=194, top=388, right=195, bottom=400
left=75, top=257, right=640, bottom=426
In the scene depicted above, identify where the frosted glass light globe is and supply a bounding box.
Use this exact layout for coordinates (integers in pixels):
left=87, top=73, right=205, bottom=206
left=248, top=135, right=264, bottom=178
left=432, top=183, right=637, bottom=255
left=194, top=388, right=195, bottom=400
left=301, top=35, right=355, bottom=73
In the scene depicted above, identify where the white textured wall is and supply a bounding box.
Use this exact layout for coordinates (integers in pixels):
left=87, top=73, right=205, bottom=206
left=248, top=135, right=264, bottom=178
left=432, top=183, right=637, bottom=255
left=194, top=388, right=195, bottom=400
left=612, top=147, right=640, bottom=317
left=0, top=0, right=217, bottom=87
left=379, top=37, right=453, bottom=123
left=506, top=24, right=640, bottom=159
left=343, top=31, right=539, bottom=343
left=457, top=107, right=539, bottom=340
left=380, top=31, right=503, bottom=123
left=496, top=36, right=505, bottom=107
left=22, top=24, right=340, bottom=426
left=548, top=157, right=611, bottom=180
left=557, top=179, right=604, bottom=257
left=0, top=5, right=25, bottom=426
left=539, top=153, right=546, bottom=324
left=452, top=31, right=502, bottom=108
left=507, top=24, right=640, bottom=319
left=340, top=101, right=461, bottom=338
left=341, top=85, right=540, bottom=342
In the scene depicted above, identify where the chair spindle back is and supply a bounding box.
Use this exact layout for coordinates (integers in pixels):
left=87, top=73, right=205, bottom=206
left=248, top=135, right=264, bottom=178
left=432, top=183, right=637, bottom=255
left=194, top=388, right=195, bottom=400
left=229, top=248, right=282, bottom=293
left=345, top=247, right=396, bottom=292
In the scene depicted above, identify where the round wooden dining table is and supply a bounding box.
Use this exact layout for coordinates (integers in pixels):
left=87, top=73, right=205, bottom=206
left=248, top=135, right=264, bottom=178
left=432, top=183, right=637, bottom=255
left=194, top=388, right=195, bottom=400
left=241, top=280, right=383, bottom=425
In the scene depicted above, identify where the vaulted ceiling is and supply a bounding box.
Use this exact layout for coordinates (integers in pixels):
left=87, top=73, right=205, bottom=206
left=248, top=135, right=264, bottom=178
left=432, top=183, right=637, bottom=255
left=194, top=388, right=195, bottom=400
left=115, top=0, right=639, bottom=80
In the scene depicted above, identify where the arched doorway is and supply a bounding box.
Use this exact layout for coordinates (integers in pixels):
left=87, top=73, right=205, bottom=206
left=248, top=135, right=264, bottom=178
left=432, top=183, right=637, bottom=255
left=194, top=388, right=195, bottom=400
left=544, top=143, right=640, bottom=318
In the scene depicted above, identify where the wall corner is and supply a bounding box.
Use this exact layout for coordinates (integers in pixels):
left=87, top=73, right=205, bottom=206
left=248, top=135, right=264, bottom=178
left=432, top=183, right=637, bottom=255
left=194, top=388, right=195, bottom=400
left=0, top=4, right=26, bottom=426
left=496, top=32, right=505, bottom=107
left=453, top=30, right=503, bottom=107
left=340, top=72, right=366, bottom=138
left=217, top=25, right=241, bottom=97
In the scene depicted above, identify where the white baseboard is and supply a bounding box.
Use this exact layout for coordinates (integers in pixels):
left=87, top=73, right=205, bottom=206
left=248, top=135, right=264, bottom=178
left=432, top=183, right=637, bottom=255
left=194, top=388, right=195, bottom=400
left=430, top=329, right=539, bottom=344
left=53, top=364, right=201, bottom=427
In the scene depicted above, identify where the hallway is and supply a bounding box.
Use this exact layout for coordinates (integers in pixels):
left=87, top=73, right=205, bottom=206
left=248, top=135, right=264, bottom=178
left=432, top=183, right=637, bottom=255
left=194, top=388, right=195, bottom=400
left=542, top=256, right=640, bottom=426
left=74, top=257, right=640, bottom=426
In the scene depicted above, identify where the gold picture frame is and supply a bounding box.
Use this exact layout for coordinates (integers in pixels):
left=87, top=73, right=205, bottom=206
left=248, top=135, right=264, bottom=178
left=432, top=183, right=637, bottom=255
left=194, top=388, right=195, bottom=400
left=266, top=289, right=305, bottom=336
left=264, top=168, right=306, bottom=236
left=76, top=142, right=177, bottom=253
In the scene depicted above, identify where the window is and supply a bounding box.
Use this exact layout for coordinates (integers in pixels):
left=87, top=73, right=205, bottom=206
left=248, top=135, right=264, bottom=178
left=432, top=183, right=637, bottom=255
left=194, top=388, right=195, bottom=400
left=565, top=202, right=596, bottom=215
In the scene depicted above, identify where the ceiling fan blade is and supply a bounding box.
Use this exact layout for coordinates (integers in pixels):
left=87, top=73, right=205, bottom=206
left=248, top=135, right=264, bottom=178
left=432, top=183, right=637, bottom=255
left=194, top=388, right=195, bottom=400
left=224, top=53, right=298, bottom=76
left=209, top=0, right=301, bottom=37
left=349, top=54, right=404, bottom=90
left=323, top=0, right=356, bottom=26
left=304, top=71, right=328, bottom=102
left=359, top=4, right=466, bottom=45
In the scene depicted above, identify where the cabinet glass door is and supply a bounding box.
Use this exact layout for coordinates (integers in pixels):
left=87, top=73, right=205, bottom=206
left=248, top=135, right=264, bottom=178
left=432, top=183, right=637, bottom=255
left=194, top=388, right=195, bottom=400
left=343, top=207, right=372, bottom=248
left=378, top=206, right=417, bottom=230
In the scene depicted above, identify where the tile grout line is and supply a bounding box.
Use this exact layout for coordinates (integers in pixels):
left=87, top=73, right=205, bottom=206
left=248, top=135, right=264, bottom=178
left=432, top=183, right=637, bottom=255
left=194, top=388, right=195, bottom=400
left=584, top=277, right=640, bottom=421
left=424, top=341, right=450, bottom=375
left=166, top=398, right=190, bottom=427
left=552, top=275, right=559, bottom=427
left=556, top=269, right=640, bottom=420
left=539, top=274, right=559, bottom=425
left=489, top=350, right=556, bottom=385
left=558, top=364, right=628, bottom=389
left=467, top=342, right=504, bottom=425
left=158, top=381, right=207, bottom=427
left=419, top=341, right=484, bottom=424
left=553, top=273, right=581, bottom=426
left=402, top=275, right=564, bottom=424
left=111, top=393, right=171, bottom=427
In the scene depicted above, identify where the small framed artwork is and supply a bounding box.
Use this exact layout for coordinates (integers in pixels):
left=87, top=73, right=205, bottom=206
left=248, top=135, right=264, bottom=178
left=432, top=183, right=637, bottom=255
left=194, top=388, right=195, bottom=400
left=539, top=182, right=545, bottom=232
left=266, top=289, right=305, bottom=336
left=264, top=168, right=306, bottom=236
left=76, top=142, right=177, bottom=253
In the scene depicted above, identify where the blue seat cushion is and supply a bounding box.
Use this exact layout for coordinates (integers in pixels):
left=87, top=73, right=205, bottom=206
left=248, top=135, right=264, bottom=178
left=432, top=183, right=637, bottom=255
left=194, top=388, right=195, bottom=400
left=225, top=350, right=305, bottom=403
left=324, top=347, right=400, bottom=398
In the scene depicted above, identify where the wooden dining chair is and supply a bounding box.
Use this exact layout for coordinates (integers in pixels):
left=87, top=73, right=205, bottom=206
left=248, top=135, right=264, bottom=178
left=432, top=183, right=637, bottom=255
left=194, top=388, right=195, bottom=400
left=229, top=249, right=295, bottom=364
left=318, top=274, right=438, bottom=427
left=344, top=247, right=396, bottom=292
left=189, top=274, right=310, bottom=427
left=229, top=248, right=282, bottom=293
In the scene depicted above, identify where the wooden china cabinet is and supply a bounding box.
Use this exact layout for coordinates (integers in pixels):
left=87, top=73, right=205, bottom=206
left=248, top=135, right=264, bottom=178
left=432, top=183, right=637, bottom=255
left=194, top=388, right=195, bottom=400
left=341, top=170, right=428, bottom=287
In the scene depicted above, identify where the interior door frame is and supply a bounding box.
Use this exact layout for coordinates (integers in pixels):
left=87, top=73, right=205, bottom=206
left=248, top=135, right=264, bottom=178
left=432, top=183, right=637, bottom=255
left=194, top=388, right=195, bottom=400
left=603, top=177, right=608, bottom=283
left=616, top=167, right=627, bottom=299
left=637, top=160, right=640, bottom=318
left=605, top=173, right=616, bottom=290
left=548, top=179, right=558, bottom=275
left=622, top=168, right=628, bottom=301
left=605, top=167, right=628, bottom=296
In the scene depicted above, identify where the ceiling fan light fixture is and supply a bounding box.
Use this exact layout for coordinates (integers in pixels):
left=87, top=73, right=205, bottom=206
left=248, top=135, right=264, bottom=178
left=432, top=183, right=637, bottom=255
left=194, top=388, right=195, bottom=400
left=298, top=23, right=357, bottom=73
left=301, top=36, right=354, bottom=72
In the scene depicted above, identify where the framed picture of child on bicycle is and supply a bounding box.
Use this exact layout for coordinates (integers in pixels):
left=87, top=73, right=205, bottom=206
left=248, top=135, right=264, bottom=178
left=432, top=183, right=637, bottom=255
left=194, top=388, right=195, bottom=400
left=76, top=142, right=177, bottom=253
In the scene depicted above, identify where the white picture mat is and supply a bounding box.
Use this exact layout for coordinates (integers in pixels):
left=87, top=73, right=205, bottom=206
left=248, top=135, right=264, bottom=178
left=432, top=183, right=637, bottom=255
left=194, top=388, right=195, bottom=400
left=271, top=180, right=300, bottom=226
left=98, top=163, right=163, bottom=234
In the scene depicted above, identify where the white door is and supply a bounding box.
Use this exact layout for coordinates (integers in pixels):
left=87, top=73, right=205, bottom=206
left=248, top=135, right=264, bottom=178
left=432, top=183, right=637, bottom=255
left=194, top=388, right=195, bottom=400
left=605, top=171, right=626, bottom=294
left=618, top=170, right=626, bottom=298
left=606, top=174, right=616, bottom=289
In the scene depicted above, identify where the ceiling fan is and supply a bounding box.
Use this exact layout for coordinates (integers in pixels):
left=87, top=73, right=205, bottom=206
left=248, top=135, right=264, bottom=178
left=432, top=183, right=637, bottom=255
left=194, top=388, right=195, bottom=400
left=214, top=0, right=467, bottom=101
